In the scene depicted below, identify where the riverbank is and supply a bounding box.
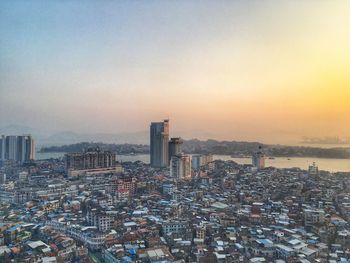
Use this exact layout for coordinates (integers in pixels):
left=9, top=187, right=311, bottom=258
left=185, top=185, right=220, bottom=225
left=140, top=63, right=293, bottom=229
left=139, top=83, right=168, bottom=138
left=36, top=152, right=350, bottom=173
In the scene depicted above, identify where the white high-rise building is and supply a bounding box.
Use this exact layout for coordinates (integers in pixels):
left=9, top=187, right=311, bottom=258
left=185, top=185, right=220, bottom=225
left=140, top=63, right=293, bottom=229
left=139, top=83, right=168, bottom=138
left=170, top=154, right=191, bottom=180
left=192, top=154, right=213, bottom=170
left=19, top=171, right=28, bottom=182
left=308, top=162, right=319, bottom=176
left=252, top=146, right=265, bottom=170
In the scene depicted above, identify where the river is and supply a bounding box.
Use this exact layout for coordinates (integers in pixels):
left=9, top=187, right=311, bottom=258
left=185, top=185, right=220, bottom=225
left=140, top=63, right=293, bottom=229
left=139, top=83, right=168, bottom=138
left=36, top=152, right=350, bottom=173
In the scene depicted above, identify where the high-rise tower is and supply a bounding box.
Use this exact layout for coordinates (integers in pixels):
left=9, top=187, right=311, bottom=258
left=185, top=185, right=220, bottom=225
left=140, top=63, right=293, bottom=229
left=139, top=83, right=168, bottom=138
left=252, top=146, right=265, bottom=170
left=6, top=136, right=18, bottom=161
left=170, top=153, right=192, bottom=180
left=17, top=136, right=27, bottom=163
left=1, top=135, right=35, bottom=163
left=150, top=120, right=169, bottom=168
left=0, top=135, right=5, bottom=161
left=26, top=135, right=35, bottom=161
left=168, top=137, right=183, bottom=164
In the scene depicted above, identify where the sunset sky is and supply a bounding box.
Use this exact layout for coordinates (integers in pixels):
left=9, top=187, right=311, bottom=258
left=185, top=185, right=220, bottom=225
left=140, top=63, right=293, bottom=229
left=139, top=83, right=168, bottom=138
left=1, top=1, right=350, bottom=144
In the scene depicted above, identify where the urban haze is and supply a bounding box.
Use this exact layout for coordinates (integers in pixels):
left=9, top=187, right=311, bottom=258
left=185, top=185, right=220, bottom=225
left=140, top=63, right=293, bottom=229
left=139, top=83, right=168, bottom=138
left=0, top=1, right=350, bottom=263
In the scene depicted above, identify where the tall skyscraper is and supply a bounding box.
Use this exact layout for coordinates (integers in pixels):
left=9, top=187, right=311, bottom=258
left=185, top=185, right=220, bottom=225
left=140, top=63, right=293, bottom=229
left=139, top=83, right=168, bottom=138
left=6, top=136, right=18, bottom=161
left=0, top=135, right=5, bottom=161
left=150, top=120, right=169, bottom=168
left=17, top=136, right=27, bottom=163
left=168, top=137, right=183, bottom=164
left=1, top=135, right=35, bottom=163
left=26, top=136, right=35, bottom=160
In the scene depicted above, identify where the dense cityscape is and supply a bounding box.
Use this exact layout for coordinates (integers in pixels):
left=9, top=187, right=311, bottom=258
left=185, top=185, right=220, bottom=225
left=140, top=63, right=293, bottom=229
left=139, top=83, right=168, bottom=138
left=2, top=1, right=350, bottom=262
left=0, top=120, right=349, bottom=263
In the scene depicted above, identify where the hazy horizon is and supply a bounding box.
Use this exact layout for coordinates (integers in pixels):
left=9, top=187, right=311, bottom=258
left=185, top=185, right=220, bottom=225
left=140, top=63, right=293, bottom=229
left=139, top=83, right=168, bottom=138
left=1, top=1, right=350, bottom=145
left=2, top=124, right=350, bottom=149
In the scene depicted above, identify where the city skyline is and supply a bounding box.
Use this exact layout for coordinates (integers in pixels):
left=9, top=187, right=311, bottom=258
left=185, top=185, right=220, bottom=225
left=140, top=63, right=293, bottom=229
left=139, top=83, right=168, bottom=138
left=1, top=1, right=350, bottom=145
left=1, top=2, right=350, bottom=262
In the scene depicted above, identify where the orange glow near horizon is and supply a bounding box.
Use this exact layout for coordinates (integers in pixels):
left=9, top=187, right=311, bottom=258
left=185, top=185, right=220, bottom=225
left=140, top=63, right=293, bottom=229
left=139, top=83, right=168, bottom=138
left=1, top=1, right=350, bottom=144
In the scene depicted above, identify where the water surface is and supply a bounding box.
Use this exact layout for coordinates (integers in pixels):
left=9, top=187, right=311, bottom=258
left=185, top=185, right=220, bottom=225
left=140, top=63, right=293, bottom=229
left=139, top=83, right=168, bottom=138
left=36, top=152, right=350, bottom=173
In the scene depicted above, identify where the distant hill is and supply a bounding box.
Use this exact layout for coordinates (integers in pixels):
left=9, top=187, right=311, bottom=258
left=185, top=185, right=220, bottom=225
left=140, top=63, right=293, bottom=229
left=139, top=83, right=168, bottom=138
left=183, top=139, right=350, bottom=158
left=40, top=142, right=149, bottom=154
left=43, top=131, right=149, bottom=146
left=40, top=139, right=350, bottom=159
left=3, top=125, right=350, bottom=158
left=0, top=125, right=47, bottom=138
left=0, top=125, right=149, bottom=146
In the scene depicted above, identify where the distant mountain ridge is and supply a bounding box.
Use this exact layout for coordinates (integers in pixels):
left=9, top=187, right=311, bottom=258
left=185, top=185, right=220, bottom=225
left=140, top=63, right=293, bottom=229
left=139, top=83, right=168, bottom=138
left=40, top=139, right=350, bottom=159
left=0, top=125, right=217, bottom=147
left=301, top=136, right=350, bottom=145
left=0, top=125, right=47, bottom=137
left=0, top=125, right=149, bottom=146
left=40, top=142, right=149, bottom=155
left=43, top=131, right=149, bottom=146
left=3, top=125, right=350, bottom=159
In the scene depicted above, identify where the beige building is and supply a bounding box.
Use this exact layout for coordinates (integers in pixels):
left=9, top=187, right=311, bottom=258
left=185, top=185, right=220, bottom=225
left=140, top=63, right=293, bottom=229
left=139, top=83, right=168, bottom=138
left=65, top=148, right=121, bottom=178
left=170, top=153, right=191, bottom=180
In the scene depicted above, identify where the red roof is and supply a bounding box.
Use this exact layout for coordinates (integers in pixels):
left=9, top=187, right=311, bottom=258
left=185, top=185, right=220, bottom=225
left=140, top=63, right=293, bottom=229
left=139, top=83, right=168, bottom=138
left=117, top=188, right=129, bottom=193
